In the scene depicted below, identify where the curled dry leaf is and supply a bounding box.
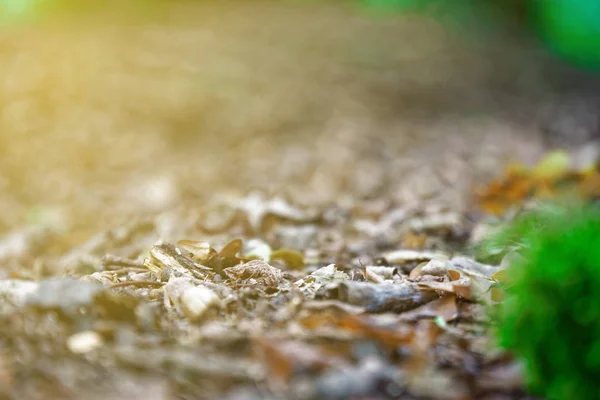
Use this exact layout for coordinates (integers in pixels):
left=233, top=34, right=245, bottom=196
left=417, top=266, right=495, bottom=301
left=450, top=275, right=474, bottom=300
left=206, top=238, right=245, bottom=273
left=270, top=249, right=305, bottom=270
left=84, top=271, right=119, bottom=286
left=408, top=261, right=428, bottom=279
left=295, top=264, right=349, bottom=297
left=364, top=266, right=397, bottom=280
left=144, top=244, right=212, bottom=281
left=447, top=270, right=461, bottom=281
left=382, top=249, right=449, bottom=265
left=219, top=238, right=243, bottom=259
left=224, top=260, right=282, bottom=287
left=176, top=240, right=217, bottom=264
left=418, top=259, right=449, bottom=277
left=318, top=281, right=439, bottom=313
left=449, top=263, right=497, bottom=300
left=448, top=256, right=502, bottom=278
left=364, top=268, right=386, bottom=284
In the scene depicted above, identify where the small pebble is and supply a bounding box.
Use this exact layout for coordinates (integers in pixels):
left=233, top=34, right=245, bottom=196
left=67, top=331, right=103, bottom=354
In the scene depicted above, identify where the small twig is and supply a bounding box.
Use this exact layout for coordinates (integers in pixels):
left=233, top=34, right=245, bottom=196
left=108, top=267, right=149, bottom=275
left=109, top=280, right=164, bottom=289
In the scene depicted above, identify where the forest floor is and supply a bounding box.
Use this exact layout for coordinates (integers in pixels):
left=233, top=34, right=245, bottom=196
left=0, top=1, right=598, bottom=399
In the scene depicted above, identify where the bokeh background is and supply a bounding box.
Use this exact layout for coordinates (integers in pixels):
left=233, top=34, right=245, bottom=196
left=0, top=0, right=599, bottom=242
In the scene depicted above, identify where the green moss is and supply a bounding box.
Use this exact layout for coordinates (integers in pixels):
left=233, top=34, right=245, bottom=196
left=494, top=204, right=600, bottom=399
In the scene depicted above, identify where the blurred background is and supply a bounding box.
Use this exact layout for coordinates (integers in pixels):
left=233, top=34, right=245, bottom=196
left=0, top=0, right=599, bottom=241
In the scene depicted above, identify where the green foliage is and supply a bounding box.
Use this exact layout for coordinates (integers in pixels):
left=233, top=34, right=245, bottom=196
left=530, top=0, right=600, bottom=71
left=494, top=203, right=600, bottom=399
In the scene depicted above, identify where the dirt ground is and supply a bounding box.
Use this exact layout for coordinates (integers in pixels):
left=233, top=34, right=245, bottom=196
left=2, top=0, right=599, bottom=231
left=0, top=1, right=598, bottom=399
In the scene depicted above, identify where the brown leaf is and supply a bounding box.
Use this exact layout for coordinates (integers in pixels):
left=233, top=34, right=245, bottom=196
left=253, top=339, right=336, bottom=385
left=400, top=294, right=458, bottom=322
left=417, top=280, right=455, bottom=295
left=176, top=240, right=217, bottom=264
left=219, top=238, right=243, bottom=259
left=270, top=249, right=305, bottom=270
left=474, top=151, right=600, bottom=215
left=451, top=277, right=472, bottom=300
left=319, top=281, right=439, bottom=313
left=409, top=261, right=429, bottom=279
left=447, top=269, right=461, bottom=281
left=339, top=314, right=415, bottom=349
left=298, top=310, right=414, bottom=350
left=224, top=260, right=282, bottom=287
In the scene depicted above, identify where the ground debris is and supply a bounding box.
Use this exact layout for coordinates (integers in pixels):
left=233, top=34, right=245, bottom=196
left=0, top=191, right=528, bottom=399
left=163, top=277, right=221, bottom=322
left=24, top=277, right=138, bottom=320
left=224, top=259, right=283, bottom=288
left=317, top=280, right=440, bottom=313
left=475, top=149, right=600, bottom=216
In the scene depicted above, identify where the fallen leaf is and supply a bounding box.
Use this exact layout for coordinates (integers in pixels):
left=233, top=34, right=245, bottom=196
left=224, top=260, right=282, bottom=287
left=253, top=339, right=336, bottom=385
left=400, top=294, right=458, bottom=322
left=295, top=264, right=349, bottom=297
left=382, top=249, right=448, bottom=265
left=318, top=281, right=439, bottom=313
left=176, top=240, right=217, bottom=264
left=339, top=314, right=415, bottom=348
left=531, top=150, right=570, bottom=180
left=475, top=150, right=600, bottom=215
left=270, top=249, right=305, bottom=270
left=219, top=238, right=243, bottom=259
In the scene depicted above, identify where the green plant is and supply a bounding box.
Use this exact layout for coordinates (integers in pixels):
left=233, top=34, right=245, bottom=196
left=493, top=203, right=600, bottom=399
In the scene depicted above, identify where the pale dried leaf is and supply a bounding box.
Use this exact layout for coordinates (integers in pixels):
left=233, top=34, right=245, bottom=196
left=224, top=260, right=283, bottom=287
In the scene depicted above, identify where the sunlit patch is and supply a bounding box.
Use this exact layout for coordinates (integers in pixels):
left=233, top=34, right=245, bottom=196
left=0, top=0, right=39, bottom=24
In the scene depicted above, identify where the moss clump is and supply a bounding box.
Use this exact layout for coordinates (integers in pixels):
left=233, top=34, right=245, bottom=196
left=494, top=204, right=600, bottom=399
